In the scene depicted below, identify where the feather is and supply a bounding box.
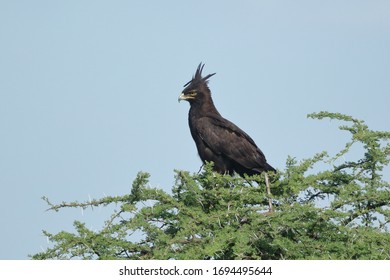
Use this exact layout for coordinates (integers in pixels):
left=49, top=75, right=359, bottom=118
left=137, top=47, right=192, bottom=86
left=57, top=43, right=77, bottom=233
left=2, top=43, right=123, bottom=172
left=179, top=63, right=275, bottom=176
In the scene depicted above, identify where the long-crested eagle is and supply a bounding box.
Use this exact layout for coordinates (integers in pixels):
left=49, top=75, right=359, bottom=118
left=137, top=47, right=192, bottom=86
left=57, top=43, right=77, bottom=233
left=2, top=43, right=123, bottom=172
left=178, top=63, right=275, bottom=177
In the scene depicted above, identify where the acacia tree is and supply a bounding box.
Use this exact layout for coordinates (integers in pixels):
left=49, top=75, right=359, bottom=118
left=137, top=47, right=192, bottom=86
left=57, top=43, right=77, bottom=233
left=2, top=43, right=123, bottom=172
left=32, top=112, right=390, bottom=260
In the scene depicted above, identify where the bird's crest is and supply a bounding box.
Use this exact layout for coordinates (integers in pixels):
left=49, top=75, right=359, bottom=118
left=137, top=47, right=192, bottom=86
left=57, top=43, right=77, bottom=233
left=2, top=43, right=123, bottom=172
left=183, top=63, right=216, bottom=89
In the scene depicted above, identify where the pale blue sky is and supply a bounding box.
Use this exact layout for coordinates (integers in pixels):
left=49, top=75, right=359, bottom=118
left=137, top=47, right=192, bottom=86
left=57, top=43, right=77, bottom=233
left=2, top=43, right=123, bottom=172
left=0, top=0, right=389, bottom=259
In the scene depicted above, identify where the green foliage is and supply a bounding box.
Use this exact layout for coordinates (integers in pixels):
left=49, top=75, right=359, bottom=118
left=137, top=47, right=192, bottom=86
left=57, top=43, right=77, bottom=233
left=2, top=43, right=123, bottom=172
left=32, top=112, right=390, bottom=260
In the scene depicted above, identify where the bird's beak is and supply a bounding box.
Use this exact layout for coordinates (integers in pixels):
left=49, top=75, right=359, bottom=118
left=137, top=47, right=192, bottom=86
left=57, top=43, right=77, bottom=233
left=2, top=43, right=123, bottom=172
left=178, top=92, right=185, bottom=102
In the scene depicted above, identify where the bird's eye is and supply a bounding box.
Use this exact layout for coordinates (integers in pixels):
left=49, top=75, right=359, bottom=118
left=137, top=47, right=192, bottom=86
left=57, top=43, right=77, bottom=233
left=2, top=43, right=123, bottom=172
left=188, top=90, right=197, bottom=96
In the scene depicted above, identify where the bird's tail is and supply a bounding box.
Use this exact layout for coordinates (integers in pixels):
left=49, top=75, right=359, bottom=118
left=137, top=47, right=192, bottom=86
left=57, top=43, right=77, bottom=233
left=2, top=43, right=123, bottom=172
left=265, top=162, right=276, bottom=173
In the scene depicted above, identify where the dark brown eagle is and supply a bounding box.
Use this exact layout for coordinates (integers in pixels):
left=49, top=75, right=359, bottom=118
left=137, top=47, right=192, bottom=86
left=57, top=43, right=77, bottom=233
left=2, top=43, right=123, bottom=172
left=178, top=63, right=275, bottom=176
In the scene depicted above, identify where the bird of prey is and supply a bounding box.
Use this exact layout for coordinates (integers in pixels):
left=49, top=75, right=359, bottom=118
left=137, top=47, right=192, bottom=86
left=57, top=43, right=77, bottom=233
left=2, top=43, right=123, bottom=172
left=178, top=63, right=275, bottom=177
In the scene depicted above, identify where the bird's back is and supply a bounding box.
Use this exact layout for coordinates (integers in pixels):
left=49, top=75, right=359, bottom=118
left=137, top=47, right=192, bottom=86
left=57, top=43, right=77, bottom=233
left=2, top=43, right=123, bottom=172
left=189, top=109, right=275, bottom=176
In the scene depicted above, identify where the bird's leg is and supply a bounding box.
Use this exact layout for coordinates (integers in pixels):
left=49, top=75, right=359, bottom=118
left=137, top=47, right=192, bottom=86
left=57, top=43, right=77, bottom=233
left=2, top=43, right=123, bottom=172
left=265, top=173, right=273, bottom=213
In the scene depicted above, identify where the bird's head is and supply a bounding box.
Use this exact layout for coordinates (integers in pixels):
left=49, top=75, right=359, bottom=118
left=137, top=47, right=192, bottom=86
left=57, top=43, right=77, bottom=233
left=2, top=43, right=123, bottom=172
left=178, top=63, right=216, bottom=105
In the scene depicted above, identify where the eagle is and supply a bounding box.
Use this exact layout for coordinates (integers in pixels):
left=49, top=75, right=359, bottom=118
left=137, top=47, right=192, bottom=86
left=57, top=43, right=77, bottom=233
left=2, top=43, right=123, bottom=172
left=178, top=63, right=275, bottom=177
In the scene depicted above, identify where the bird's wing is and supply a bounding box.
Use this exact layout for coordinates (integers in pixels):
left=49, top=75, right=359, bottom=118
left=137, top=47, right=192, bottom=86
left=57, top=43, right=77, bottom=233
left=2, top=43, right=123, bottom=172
left=196, top=116, right=268, bottom=171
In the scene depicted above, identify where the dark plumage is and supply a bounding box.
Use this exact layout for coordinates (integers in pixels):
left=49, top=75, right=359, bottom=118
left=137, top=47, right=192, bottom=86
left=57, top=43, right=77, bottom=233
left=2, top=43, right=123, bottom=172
left=178, top=63, right=275, bottom=176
